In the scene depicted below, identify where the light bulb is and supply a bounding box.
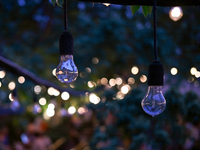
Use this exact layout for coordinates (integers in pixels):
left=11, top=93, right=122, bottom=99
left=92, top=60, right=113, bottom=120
left=141, top=86, right=166, bottom=117
left=169, top=7, right=183, bottom=21
left=56, top=55, right=78, bottom=84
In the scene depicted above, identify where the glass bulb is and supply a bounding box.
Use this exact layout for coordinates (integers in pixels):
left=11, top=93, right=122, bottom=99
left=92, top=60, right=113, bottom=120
left=141, top=86, right=166, bottom=117
left=56, top=55, right=78, bottom=84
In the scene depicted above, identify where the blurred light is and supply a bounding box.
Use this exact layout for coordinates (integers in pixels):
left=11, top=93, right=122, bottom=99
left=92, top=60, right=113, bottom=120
left=39, top=97, right=47, bottom=106
left=69, top=84, right=75, bottom=88
left=59, top=108, right=68, bottom=117
left=109, top=78, right=116, bottom=86
left=128, top=77, right=135, bottom=84
left=195, top=71, right=200, bottom=78
left=100, top=77, right=108, bottom=85
left=103, top=3, right=110, bottom=6
left=169, top=7, right=183, bottom=21
left=0, top=71, right=6, bottom=79
left=0, top=82, right=1, bottom=88
left=9, top=93, right=14, bottom=101
left=18, top=76, right=25, bottom=84
left=52, top=68, right=56, bottom=76
left=116, top=91, right=124, bottom=100
left=47, top=87, right=55, bottom=96
left=89, top=93, right=100, bottom=104
left=121, top=85, right=130, bottom=94
left=87, top=81, right=95, bottom=88
left=8, top=82, right=16, bottom=90
left=46, top=108, right=55, bottom=117
left=61, top=92, right=70, bottom=100
left=68, top=106, right=76, bottom=115
left=53, top=89, right=60, bottom=96
left=33, top=104, right=42, bottom=114
left=188, top=77, right=194, bottom=83
left=80, top=72, right=87, bottom=78
left=115, top=77, right=123, bottom=85
left=85, top=67, right=91, bottom=73
left=48, top=103, right=55, bottom=110
left=190, top=67, right=197, bottom=75
left=171, top=67, right=178, bottom=75
left=34, top=85, right=42, bottom=94
left=194, top=81, right=199, bottom=87
left=140, top=75, right=147, bottom=83
left=131, top=66, right=139, bottom=75
left=78, top=107, right=87, bottom=115
left=92, top=57, right=99, bottom=64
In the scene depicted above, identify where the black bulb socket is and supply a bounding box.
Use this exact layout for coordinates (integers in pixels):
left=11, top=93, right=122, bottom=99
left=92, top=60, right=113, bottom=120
left=148, top=60, right=164, bottom=86
left=59, top=31, right=73, bottom=55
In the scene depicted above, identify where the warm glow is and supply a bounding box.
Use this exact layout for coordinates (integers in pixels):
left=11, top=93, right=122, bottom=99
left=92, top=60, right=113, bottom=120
left=9, top=93, right=14, bottom=101
left=46, top=108, right=55, bottom=117
left=101, top=77, right=108, bottom=85
left=48, top=103, right=55, bottom=110
left=52, top=68, right=56, bottom=76
left=87, top=81, right=95, bottom=88
left=121, top=85, right=130, bottom=94
left=115, top=77, right=123, bottom=85
left=169, top=7, right=183, bottom=21
left=85, top=67, right=91, bottom=73
left=103, top=3, right=110, bottom=6
left=78, top=107, right=88, bottom=114
left=92, top=57, right=99, bottom=64
left=0, top=71, right=6, bottom=79
left=18, top=76, right=25, bottom=84
left=171, top=67, right=178, bottom=75
left=195, top=71, right=200, bottom=78
left=128, top=77, right=135, bottom=84
left=116, top=91, right=124, bottom=100
left=190, top=67, right=197, bottom=75
left=131, top=66, right=139, bottom=75
left=89, top=93, right=100, bottom=104
left=8, top=82, right=16, bottom=90
left=34, top=85, right=42, bottom=94
left=109, top=78, right=116, bottom=87
left=53, top=89, right=60, bottom=96
left=48, top=87, right=55, bottom=96
left=140, top=75, right=147, bottom=83
left=68, top=106, right=76, bottom=115
left=0, top=82, right=2, bottom=88
left=61, top=91, right=70, bottom=100
left=39, top=97, right=47, bottom=106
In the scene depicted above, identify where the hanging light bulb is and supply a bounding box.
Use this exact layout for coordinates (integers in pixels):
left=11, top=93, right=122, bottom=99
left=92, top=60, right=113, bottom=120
left=56, top=0, right=78, bottom=84
left=10, top=89, right=20, bottom=111
left=169, top=7, right=183, bottom=21
left=141, top=61, right=166, bottom=117
left=141, top=1, right=166, bottom=117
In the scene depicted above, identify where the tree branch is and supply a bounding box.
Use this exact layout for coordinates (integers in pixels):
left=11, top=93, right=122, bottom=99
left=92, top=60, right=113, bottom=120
left=0, top=55, right=88, bottom=96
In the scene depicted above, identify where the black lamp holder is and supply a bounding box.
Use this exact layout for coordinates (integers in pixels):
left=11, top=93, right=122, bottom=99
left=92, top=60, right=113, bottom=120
left=148, top=0, right=164, bottom=86
left=59, top=0, right=74, bottom=55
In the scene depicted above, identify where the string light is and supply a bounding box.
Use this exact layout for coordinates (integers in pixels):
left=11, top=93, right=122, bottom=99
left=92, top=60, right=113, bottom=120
left=89, top=93, right=100, bottom=104
left=78, top=107, right=87, bottom=115
left=121, top=85, right=130, bottom=94
left=68, top=106, right=76, bottom=115
left=100, top=77, right=108, bottom=85
left=128, top=77, right=135, bottom=84
left=39, top=97, right=47, bottom=106
left=34, top=85, right=42, bottom=94
left=140, top=75, right=147, bottom=83
left=0, top=71, right=6, bottom=79
left=92, top=57, right=99, bottom=64
left=190, top=67, right=197, bottom=75
left=109, top=78, right=116, bottom=86
left=8, top=82, right=16, bottom=90
left=169, top=7, right=183, bottom=21
left=195, top=71, right=200, bottom=78
left=115, top=77, right=123, bottom=85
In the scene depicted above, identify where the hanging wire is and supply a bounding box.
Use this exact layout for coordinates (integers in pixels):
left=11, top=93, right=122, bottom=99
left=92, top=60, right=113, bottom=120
left=153, top=0, right=158, bottom=61
left=64, top=0, right=68, bottom=31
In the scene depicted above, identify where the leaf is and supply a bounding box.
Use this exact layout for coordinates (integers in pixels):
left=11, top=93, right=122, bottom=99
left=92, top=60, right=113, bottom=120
left=142, top=6, right=152, bottom=17
left=130, top=6, right=140, bottom=15
left=50, top=0, right=56, bottom=5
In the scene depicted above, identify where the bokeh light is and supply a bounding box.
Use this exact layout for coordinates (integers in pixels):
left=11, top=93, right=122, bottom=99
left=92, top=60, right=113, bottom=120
left=128, top=77, right=135, bottom=84
left=101, top=77, right=108, bottom=85
left=8, top=82, right=16, bottom=90
left=61, top=91, right=70, bottom=100
left=131, top=66, right=139, bottom=75
left=92, top=57, right=99, bottom=64
left=195, top=71, right=200, bottom=78
left=78, top=107, right=88, bottom=115
left=121, top=85, right=130, bottom=94
left=89, top=93, right=100, bottom=104
left=34, top=85, right=42, bottom=94
left=18, top=76, right=25, bottom=84
left=190, top=67, right=197, bottom=75
left=52, top=68, right=56, bottom=76
left=169, top=7, right=183, bottom=21
left=68, top=106, right=76, bottom=115
left=109, top=78, right=116, bottom=87
left=140, top=75, right=147, bottom=83
left=0, top=71, right=6, bottom=79
left=39, top=97, right=47, bottom=106
left=171, top=67, right=178, bottom=75
left=103, top=3, right=110, bottom=6
left=46, top=108, right=55, bottom=117
left=115, top=77, right=123, bottom=85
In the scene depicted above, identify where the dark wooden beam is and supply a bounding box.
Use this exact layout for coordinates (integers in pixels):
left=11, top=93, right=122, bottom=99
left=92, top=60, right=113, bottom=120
left=76, top=0, right=200, bottom=6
